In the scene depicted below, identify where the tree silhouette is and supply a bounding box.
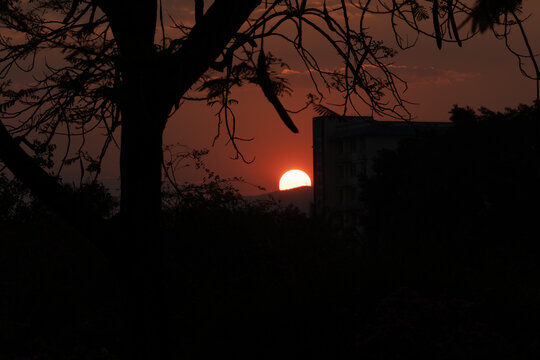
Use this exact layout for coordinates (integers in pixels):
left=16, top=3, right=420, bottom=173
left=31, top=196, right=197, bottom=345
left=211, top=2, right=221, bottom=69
left=0, top=1, right=537, bottom=359
left=361, top=0, right=539, bottom=111
left=361, top=103, right=540, bottom=293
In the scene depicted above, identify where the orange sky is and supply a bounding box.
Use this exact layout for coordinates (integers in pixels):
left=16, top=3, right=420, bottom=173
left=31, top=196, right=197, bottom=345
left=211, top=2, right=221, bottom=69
left=6, top=1, right=538, bottom=196
left=148, top=1, right=540, bottom=195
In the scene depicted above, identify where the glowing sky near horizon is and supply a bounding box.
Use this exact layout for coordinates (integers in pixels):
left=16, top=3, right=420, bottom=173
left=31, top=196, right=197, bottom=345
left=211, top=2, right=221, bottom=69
left=5, top=1, right=540, bottom=196
left=158, top=0, right=540, bottom=195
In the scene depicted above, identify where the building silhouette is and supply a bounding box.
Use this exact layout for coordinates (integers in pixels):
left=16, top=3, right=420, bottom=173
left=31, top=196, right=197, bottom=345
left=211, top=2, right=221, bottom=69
left=312, top=116, right=449, bottom=228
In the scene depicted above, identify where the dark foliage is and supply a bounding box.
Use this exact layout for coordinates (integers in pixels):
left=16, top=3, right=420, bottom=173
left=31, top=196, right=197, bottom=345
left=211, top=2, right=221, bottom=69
left=0, top=173, right=33, bottom=224
left=0, top=202, right=121, bottom=360
left=1, top=175, right=362, bottom=360
left=3, top=104, right=540, bottom=359
left=360, top=103, right=540, bottom=358
left=470, top=0, right=523, bottom=32
left=0, top=176, right=117, bottom=227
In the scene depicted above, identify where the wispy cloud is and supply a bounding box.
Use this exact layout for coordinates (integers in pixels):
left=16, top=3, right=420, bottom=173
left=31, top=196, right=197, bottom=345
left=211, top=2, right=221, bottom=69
left=403, top=66, right=479, bottom=85
left=277, top=62, right=477, bottom=88
left=281, top=69, right=302, bottom=75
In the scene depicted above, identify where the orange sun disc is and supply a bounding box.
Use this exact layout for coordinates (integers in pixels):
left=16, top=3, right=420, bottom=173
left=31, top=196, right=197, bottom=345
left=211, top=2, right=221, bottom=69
left=279, top=169, right=312, bottom=191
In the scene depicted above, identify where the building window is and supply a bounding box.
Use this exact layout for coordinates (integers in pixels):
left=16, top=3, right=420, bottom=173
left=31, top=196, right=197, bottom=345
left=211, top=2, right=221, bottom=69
left=359, top=158, right=367, bottom=178
left=339, top=162, right=357, bottom=179
left=337, top=140, right=344, bottom=154
left=340, top=186, right=356, bottom=205
left=350, top=138, right=357, bottom=153
left=357, top=137, right=366, bottom=152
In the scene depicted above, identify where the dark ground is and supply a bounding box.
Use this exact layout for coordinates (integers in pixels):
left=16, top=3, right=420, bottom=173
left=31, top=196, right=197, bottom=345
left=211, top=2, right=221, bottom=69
left=2, top=104, right=540, bottom=359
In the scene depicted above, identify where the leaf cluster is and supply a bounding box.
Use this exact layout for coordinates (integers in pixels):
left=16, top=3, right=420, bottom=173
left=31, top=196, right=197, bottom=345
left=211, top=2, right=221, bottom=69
left=1, top=0, right=118, bottom=180
left=470, top=0, right=523, bottom=32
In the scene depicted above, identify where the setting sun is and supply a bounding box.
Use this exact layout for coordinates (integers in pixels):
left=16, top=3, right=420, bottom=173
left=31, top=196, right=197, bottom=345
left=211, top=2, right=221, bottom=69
left=279, top=169, right=312, bottom=191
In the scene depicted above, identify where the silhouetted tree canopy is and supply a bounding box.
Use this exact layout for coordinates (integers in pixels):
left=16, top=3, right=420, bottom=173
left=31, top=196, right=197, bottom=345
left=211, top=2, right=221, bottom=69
left=362, top=103, right=540, bottom=293
left=1, top=1, right=536, bottom=233
left=354, top=103, right=540, bottom=360
left=1, top=1, right=538, bottom=360
left=3, top=113, right=540, bottom=359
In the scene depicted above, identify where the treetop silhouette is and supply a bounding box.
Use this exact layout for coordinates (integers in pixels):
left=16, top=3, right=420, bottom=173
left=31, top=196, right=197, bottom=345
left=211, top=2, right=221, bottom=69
left=0, top=1, right=537, bottom=359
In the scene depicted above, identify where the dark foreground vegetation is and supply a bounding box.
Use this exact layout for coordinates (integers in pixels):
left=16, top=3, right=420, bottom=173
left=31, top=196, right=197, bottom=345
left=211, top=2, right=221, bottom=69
left=2, top=104, right=540, bottom=360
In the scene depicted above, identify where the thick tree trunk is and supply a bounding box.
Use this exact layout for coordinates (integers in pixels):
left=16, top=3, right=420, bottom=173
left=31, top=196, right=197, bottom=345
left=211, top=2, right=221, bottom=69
left=2, top=2, right=268, bottom=359
left=118, top=93, right=169, bottom=360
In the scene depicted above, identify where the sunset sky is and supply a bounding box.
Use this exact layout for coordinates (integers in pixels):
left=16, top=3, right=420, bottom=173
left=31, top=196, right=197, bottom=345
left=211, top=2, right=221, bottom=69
left=8, top=1, right=537, bottom=196
left=137, top=0, right=539, bottom=195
